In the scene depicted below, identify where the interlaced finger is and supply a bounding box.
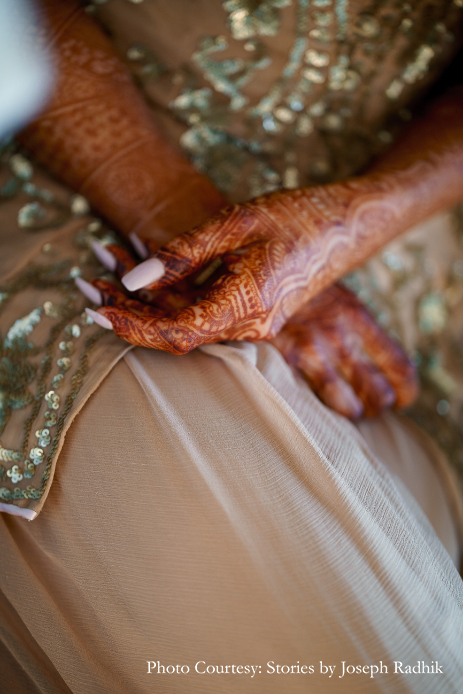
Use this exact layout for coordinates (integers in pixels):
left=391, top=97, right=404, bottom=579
left=104, top=243, right=137, bottom=276
left=343, top=304, right=419, bottom=409
left=98, top=262, right=269, bottom=353
left=93, top=279, right=165, bottom=318
left=139, top=204, right=265, bottom=290
left=295, top=335, right=365, bottom=419
left=336, top=336, right=396, bottom=417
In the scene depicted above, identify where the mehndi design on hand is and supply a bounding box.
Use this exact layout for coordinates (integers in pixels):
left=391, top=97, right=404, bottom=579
left=271, top=284, right=418, bottom=419
left=80, top=243, right=418, bottom=418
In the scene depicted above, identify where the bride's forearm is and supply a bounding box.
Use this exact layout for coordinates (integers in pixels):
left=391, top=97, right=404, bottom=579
left=269, top=88, right=463, bottom=300
left=17, top=0, right=226, bottom=240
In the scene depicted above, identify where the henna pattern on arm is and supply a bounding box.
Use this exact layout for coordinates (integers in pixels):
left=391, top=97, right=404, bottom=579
left=18, top=0, right=227, bottom=241
left=96, top=88, right=463, bottom=354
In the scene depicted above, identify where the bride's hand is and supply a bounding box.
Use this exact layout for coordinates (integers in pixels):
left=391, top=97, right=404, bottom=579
left=270, top=284, right=418, bottom=419
left=84, top=188, right=352, bottom=353
left=79, top=242, right=418, bottom=418
left=81, top=179, right=415, bottom=367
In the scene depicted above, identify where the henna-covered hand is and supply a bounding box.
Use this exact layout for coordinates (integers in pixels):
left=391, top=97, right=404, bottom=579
left=80, top=242, right=418, bottom=418
left=86, top=85, right=463, bottom=354
left=271, top=284, right=418, bottom=419
left=90, top=108, right=463, bottom=356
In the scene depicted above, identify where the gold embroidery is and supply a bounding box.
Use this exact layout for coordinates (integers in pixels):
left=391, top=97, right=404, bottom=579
left=0, top=148, right=115, bottom=505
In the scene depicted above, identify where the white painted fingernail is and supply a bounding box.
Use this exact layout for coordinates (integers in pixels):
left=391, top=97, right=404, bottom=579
left=121, top=257, right=165, bottom=291
left=75, top=277, right=102, bottom=305
left=85, top=308, right=113, bottom=330
left=92, top=241, right=117, bottom=271
left=129, top=231, right=149, bottom=259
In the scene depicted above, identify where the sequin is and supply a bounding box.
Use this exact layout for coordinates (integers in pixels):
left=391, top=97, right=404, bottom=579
left=70, top=195, right=90, bottom=215
left=0, top=446, right=22, bottom=463
left=10, top=154, right=33, bottom=180
left=308, top=101, right=326, bottom=116
left=59, top=341, right=74, bottom=354
left=296, top=114, right=314, bottom=135
left=303, top=68, right=325, bottom=83
left=44, top=411, right=57, bottom=427
left=127, top=44, right=146, bottom=61
left=57, top=357, right=72, bottom=373
left=386, top=79, right=404, bottom=100
left=305, top=49, right=329, bottom=67
left=400, top=18, right=413, bottom=32
left=322, top=113, right=342, bottom=131
left=224, top=0, right=292, bottom=40
left=355, top=15, right=380, bottom=38
left=35, top=429, right=51, bottom=447
left=308, top=28, right=330, bottom=42
left=18, top=202, right=47, bottom=228
left=23, top=461, right=35, bottom=479
left=282, top=166, right=299, bottom=188
left=5, top=308, right=42, bottom=348
left=382, top=251, right=403, bottom=270
left=44, top=301, right=61, bottom=319
left=87, top=220, right=102, bottom=233
left=30, top=447, right=44, bottom=465
left=402, top=45, right=434, bottom=85
left=419, top=294, right=447, bottom=334
left=45, top=391, right=60, bottom=410
left=51, top=374, right=64, bottom=389
left=314, top=12, right=333, bottom=27
left=7, top=465, right=23, bottom=483
left=274, top=106, right=296, bottom=123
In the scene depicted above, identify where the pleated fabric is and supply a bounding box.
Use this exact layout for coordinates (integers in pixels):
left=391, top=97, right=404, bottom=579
left=0, top=340, right=462, bottom=693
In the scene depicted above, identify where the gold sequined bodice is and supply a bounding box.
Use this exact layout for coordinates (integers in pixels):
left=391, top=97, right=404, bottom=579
left=96, top=0, right=463, bottom=199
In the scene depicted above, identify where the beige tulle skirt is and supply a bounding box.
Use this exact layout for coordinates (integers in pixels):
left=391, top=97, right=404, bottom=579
left=1, top=340, right=462, bottom=693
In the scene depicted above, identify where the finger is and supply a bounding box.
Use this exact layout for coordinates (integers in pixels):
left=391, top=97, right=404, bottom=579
left=295, top=341, right=365, bottom=419
left=92, top=240, right=137, bottom=277
left=92, top=279, right=164, bottom=317
left=336, top=343, right=396, bottom=417
left=345, top=308, right=419, bottom=409
left=106, top=243, right=137, bottom=277
left=93, top=277, right=202, bottom=315
left=128, top=232, right=149, bottom=259
left=121, top=204, right=264, bottom=292
left=98, top=267, right=267, bottom=354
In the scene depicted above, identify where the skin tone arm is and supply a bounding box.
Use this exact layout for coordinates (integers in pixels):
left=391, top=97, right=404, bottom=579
left=89, top=89, right=463, bottom=353
left=17, top=0, right=422, bottom=418
left=17, top=0, right=227, bottom=242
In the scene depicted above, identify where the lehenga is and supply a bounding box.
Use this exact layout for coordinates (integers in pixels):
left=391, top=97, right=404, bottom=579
left=1, top=1, right=463, bottom=692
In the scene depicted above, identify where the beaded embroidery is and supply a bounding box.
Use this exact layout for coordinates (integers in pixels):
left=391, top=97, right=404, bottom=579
left=0, top=145, right=120, bottom=505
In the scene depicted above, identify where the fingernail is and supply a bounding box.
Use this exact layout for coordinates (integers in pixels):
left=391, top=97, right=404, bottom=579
left=92, top=241, right=117, bottom=271
left=129, top=231, right=149, bottom=260
left=75, top=277, right=102, bottom=305
left=121, top=257, right=165, bottom=291
left=85, top=308, right=113, bottom=330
